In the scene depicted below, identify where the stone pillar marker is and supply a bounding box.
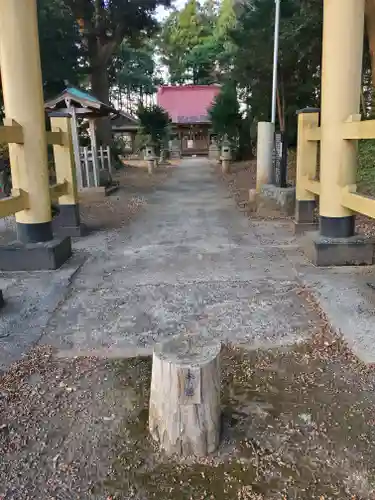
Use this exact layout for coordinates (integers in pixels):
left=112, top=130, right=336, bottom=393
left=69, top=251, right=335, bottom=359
left=256, top=122, right=274, bottom=191
left=149, top=333, right=221, bottom=456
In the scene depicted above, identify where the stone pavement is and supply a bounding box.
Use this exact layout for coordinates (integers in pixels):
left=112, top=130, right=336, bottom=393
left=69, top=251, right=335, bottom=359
left=1, top=158, right=375, bottom=369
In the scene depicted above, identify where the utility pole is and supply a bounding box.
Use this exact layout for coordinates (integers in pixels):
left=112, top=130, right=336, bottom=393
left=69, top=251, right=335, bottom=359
left=271, top=0, right=281, bottom=124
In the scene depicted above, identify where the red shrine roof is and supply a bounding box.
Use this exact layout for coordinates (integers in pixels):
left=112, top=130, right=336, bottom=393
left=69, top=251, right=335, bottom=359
left=157, top=85, right=220, bottom=124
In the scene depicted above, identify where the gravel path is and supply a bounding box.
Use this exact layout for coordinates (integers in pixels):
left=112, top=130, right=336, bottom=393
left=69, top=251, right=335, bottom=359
left=41, top=159, right=318, bottom=356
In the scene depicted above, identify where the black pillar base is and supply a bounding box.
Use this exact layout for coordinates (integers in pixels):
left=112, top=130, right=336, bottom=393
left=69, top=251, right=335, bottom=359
left=17, top=221, right=53, bottom=244
left=0, top=237, right=72, bottom=271
left=304, top=232, right=374, bottom=267
left=52, top=204, right=87, bottom=238
left=0, top=290, right=4, bottom=308
left=320, top=215, right=355, bottom=238
left=294, top=200, right=318, bottom=235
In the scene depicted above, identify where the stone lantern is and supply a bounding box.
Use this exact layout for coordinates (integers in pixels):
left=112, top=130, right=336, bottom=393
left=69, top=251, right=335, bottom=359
left=144, top=138, right=157, bottom=174
left=220, top=136, right=232, bottom=174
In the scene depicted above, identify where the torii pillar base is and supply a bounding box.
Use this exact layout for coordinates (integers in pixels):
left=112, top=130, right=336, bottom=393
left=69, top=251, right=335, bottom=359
left=304, top=231, right=374, bottom=267
left=0, top=237, right=72, bottom=271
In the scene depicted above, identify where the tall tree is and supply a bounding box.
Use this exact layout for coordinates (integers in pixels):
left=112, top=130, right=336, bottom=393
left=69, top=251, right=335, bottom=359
left=38, top=0, right=81, bottom=98
left=64, top=0, right=170, bottom=144
left=0, top=0, right=80, bottom=110
left=112, top=42, right=159, bottom=113
left=213, top=0, right=236, bottom=74
left=209, top=81, right=242, bottom=143
left=159, top=0, right=217, bottom=83
left=231, top=0, right=323, bottom=140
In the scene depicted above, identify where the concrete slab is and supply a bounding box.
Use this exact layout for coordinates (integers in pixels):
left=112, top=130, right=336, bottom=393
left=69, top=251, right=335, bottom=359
left=0, top=253, right=85, bottom=371
left=298, top=267, right=375, bottom=363
left=42, top=279, right=316, bottom=354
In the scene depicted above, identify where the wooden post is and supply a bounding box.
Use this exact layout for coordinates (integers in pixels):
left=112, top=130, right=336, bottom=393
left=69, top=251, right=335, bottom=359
left=83, top=147, right=90, bottom=188
left=89, top=118, right=100, bottom=187
left=50, top=116, right=84, bottom=236
left=99, top=146, right=105, bottom=172
left=67, top=102, right=83, bottom=191
left=106, top=146, right=113, bottom=176
left=294, top=110, right=320, bottom=232
left=50, top=117, right=78, bottom=204
left=149, top=334, right=221, bottom=456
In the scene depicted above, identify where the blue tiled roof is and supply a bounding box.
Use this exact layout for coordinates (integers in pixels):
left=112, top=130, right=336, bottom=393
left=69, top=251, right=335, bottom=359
left=65, top=87, right=101, bottom=105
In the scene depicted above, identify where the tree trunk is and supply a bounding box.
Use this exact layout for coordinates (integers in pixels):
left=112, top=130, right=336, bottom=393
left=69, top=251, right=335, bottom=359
left=90, top=63, right=112, bottom=146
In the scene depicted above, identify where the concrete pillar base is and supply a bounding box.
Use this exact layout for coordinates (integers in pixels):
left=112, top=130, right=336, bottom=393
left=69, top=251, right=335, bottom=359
left=295, top=200, right=316, bottom=223
left=293, top=221, right=319, bottom=235
left=303, top=232, right=374, bottom=267
left=257, top=184, right=296, bottom=217
left=52, top=204, right=87, bottom=238
left=0, top=237, right=72, bottom=271
left=294, top=200, right=318, bottom=234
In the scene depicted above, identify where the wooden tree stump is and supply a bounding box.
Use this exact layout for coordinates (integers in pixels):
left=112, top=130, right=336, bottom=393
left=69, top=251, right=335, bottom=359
left=149, top=334, right=221, bottom=456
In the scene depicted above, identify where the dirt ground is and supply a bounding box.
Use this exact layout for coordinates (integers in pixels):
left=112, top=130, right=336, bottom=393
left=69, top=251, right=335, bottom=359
left=0, top=163, right=176, bottom=243
left=221, top=156, right=375, bottom=236
left=79, top=164, right=175, bottom=231
left=2, top=311, right=375, bottom=499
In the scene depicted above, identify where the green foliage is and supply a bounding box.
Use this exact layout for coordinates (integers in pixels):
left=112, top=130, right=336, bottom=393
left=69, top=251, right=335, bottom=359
left=38, top=0, right=81, bottom=98
left=231, top=0, right=323, bottom=140
left=209, top=83, right=241, bottom=143
left=159, top=0, right=220, bottom=84
left=115, top=43, right=156, bottom=94
left=358, top=140, right=375, bottom=195
left=137, top=104, right=171, bottom=149
left=63, top=0, right=171, bottom=100
left=183, top=37, right=219, bottom=84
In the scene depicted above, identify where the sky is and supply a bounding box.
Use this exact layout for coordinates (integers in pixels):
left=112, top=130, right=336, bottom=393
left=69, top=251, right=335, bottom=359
left=155, top=0, right=187, bottom=21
